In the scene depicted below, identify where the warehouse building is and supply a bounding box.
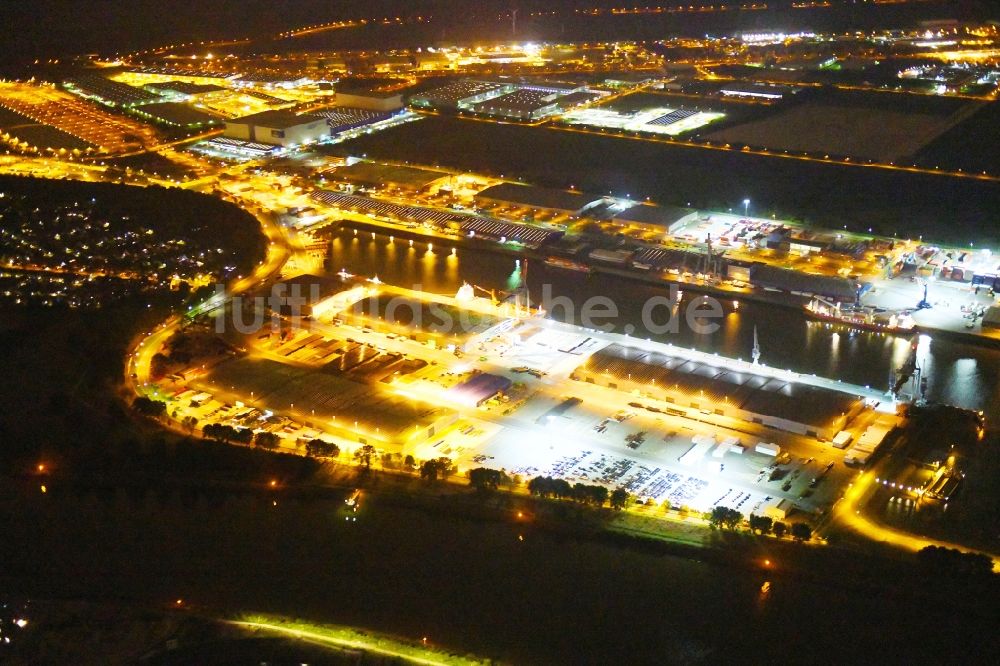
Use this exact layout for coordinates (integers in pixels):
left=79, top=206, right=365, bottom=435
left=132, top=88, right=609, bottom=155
left=983, top=306, right=1000, bottom=330
left=198, top=357, right=456, bottom=449
left=142, top=81, right=226, bottom=100
left=410, top=80, right=515, bottom=111
left=750, top=264, right=863, bottom=302
left=447, top=372, right=513, bottom=407
left=328, top=161, right=451, bottom=192
left=474, top=182, right=600, bottom=217
left=271, top=273, right=344, bottom=317
left=607, top=203, right=698, bottom=234
left=224, top=110, right=328, bottom=147
left=470, top=88, right=561, bottom=121
left=718, top=82, right=801, bottom=100
left=334, top=89, right=404, bottom=112
left=232, top=73, right=311, bottom=89
left=313, top=107, right=394, bottom=135
left=573, top=343, right=865, bottom=440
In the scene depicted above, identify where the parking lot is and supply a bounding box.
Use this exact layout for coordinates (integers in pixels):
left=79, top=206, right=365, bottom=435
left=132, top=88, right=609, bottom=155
left=0, top=81, right=159, bottom=154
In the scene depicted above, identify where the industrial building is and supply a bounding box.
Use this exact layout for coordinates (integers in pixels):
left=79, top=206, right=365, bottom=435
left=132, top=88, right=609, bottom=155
left=64, top=74, right=163, bottom=107
left=410, top=78, right=598, bottom=118
left=447, top=372, right=513, bottom=407
left=608, top=203, right=698, bottom=234
left=750, top=264, right=863, bottom=302
left=272, top=273, right=344, bottom=317
left=474, top=182, right=600, bottom=217
left=328, top=161, right=450, bottom=191
left=470, top=88, right=561, bottom=121
left=130, top=101, right=220, bottom=128
left=232, top=73, right=311, bottom=89
left=223, top=110, right=328, bottom=147
left=141, top=81, right=226, bottom=100
left=573, top=343, right=866, bottom=440
left=718, top=82, right=800, bottom=100
left=339, top=290, right=505, bottom=346
left=313, top=107, right=394, bottom=135
left=198, top=357, right=456, bottom=448
left=409, top=80, right=515, bottom=111
left=334, top=89, right=404, bottom=112
left=983, top=306, right=1000, bottom=329
left=310, top=189, right=564, bottom=249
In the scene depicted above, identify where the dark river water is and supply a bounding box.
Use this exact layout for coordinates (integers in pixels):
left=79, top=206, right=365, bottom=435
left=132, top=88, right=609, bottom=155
left=328, top=227, right=1000, bottom=418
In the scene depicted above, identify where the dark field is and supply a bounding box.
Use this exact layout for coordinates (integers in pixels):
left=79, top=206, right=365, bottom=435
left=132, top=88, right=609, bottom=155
left=258, top=2, right=974, bottom=56
left=3, top=477, right=999, bottom=665
left=916, top=101, right=1000, bottom=175
left=331, top=115, right=1000, bottom=246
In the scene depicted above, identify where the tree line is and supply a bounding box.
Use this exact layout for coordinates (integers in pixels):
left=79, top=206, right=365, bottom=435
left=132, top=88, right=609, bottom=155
left=524, top=475, right=629, bottom=510
left=708, top=506, right=812, bottom=541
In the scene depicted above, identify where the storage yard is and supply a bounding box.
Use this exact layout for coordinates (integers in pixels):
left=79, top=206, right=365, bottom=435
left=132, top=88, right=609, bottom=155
left=0, top=81, right=159, bottom=154
left=158, top=276, right=897, bottom=518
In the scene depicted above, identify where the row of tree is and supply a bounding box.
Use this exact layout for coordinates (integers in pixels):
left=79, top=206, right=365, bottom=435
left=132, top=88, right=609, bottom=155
left=525, top=475, right=630, bottom=509
left=380, top=452, right=417, bottom=471
left=917, top=545, right=994, bottom=577
left=469, top=467, right=512, bottom=491
left=750, top=514, right=812, bottom=542
left=421, top=457, right=456, bottom=481
left=708, top=507, right=812, bottom=541
left=132, top=396, right=166, bottom=418
left=201, top=423, right=280, bottom=449
left=305, top=439, right=340, bottom=459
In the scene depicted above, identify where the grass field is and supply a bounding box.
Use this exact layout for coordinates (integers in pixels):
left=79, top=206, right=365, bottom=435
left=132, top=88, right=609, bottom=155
left=3, top=474, right=998, bottom=664
left=916, top=101, right=1000, bottom=175
left=702, top=101, right=962, bottom=162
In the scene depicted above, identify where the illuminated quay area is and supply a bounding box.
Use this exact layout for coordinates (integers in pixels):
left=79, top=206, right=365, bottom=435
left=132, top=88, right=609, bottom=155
left=145, top=274, right=899, bottom=519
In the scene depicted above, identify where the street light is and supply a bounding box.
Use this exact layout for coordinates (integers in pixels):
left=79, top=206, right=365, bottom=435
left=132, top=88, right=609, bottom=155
left=743, top=198, right=750, bottom=218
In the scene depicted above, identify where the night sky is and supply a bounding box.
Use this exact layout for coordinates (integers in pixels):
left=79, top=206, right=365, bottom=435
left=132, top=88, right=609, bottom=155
left=4, top=1, right=538, bottom=59
left=5, top=0, right=993, bottom=64
left=5, top=0, right=446, bottom=61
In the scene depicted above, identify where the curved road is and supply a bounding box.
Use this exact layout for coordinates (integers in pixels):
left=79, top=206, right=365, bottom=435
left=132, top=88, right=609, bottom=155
left=126, top=203, right=293, bottom=400
left=832, top=468, right=999, bottom=571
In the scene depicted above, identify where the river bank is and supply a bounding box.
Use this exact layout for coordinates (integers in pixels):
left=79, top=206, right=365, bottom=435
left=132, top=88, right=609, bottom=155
left=332, top=217, right=1000, bottom=350
left=2, top=467, right=997, bottom=665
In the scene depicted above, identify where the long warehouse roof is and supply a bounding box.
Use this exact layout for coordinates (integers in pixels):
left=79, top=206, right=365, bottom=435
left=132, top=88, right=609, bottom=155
left=580, top=343, right=863, bottom=430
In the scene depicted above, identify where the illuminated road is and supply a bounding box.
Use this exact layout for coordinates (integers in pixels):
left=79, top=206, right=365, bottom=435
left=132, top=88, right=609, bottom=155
left=91, top=127, right=224, bottom=161
left=0, top=261, right=150, bottom=282
left=127, top=203, right=294, bottom=398
left=227, top=619, right=474, bottom=666
left=276, top=19, right=363, bottom=39
left=831, top=468, right=999, bottom=571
